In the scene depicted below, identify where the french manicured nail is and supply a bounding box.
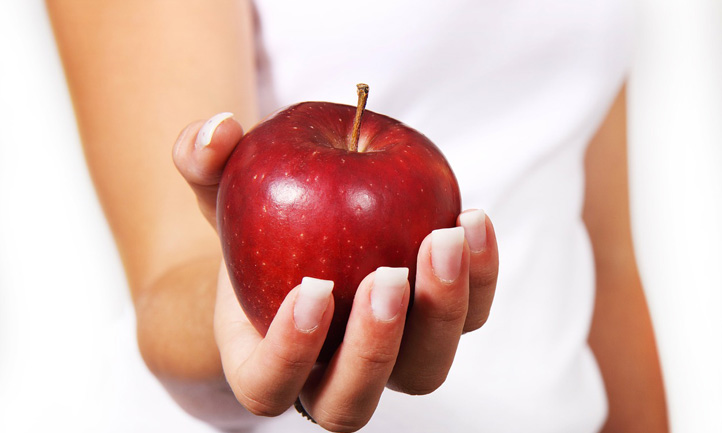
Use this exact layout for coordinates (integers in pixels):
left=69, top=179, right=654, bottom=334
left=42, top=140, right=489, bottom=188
left=195, top=112, right=234, bottom=149
left=459, top=209, right=487, bottom=253
left=371, top=267, right=408, bottom=321
left=431, top=227, right=465, bottom=282
left=294, top=277, right=333, bottom=332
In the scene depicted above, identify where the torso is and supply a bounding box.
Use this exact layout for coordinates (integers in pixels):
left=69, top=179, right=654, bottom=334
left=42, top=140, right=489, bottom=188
left=249, top=1, right=632, bottom=431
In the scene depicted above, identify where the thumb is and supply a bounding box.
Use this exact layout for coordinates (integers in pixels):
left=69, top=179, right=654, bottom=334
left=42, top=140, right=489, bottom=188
left=172, top=112, right=244, bottom=227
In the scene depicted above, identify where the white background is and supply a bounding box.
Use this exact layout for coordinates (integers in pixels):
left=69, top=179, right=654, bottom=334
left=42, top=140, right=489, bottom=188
left=0, top=1, right=720, bottom=432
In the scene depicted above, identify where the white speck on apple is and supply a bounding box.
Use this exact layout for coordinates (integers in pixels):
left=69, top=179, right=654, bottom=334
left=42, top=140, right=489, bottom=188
left=348, top=190, right=375, bottom=212
left=269, top=179, right=306, bottom=205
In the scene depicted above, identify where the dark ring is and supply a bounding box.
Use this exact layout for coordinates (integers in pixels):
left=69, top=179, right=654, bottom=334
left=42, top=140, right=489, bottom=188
left=294, top=397, right=317, bottom=424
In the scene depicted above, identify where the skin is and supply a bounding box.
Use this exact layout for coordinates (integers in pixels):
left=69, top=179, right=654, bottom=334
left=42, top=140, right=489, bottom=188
left=584, top=88, right=669, bottom=432
left=47, top=1, right=667, bottom=431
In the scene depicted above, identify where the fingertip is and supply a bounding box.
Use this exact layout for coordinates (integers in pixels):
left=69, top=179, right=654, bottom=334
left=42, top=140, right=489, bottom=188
left=294, top=277, right=334, bottom=332
left=195, top=112, right=235, bottom=149
left=174, top=113, right=245, bottom=194
left=459, top=209, right=487, bottom=253
left=172, top=120, right=204, bottom=164
left=370, top=267, right=409, bottom=321
left=430, top=227, right=465, bottom=283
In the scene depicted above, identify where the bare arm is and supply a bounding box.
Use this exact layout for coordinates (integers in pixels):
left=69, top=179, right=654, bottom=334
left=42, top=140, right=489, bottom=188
left=47, top=0, right=259, bottom=425
left=584, top=86, right=669, bottom=432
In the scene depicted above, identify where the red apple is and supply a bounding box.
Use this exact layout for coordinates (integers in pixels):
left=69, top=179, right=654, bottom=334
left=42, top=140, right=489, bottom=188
left=218, top=85, right=461, bottom=360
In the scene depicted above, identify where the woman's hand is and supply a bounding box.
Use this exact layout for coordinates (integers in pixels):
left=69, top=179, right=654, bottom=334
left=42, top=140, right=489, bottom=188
left=173, top=113, right=499, bottom=432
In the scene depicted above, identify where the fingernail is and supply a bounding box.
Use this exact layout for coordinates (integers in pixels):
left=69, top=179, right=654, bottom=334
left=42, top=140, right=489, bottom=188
left=459, top=209, right=487, bottom=253
left=195, top=112, right=234, bottom=149
left=431, top=227, right=465, bottom=282
left=371, top=267, right=408, bottom=321
left=294, top=277, right=333, bottom=332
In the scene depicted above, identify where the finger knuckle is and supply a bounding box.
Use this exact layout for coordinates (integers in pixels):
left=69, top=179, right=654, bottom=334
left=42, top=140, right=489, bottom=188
left=353, top=346, right=397, bottom=372
left=266, top=341, right=316, bottom=374
left=315, top=406, right=371, bottom=433
left=425, top=300, right=468, bottom=326
left=469, top=268, right=498, bottom=291
left=238, top=391, right=288, bottom=417
left=463, top=308, right=491, bottom=333
left=390, top=372, right=446, bottom=396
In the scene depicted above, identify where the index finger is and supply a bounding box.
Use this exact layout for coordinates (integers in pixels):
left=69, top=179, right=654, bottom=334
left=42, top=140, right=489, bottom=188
left=214, top=265, right=335, bottom=417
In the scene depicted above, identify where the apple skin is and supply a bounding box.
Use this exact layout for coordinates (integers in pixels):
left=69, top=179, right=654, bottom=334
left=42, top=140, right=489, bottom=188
left=217, top=101, right=461, bottom=360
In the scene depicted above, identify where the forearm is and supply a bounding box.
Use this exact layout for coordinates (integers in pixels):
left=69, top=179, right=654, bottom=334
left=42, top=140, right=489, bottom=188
left=47, top=0, right=260, bottom=425
left=46, top=1, right=258, bottom=271
left=47, top=0, right=256, bottom=357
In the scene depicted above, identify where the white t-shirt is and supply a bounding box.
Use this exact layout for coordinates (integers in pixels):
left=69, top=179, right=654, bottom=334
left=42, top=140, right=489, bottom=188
left=111, top=1, right=633, bottom=432
left=252, top=0, right=632, bottom=431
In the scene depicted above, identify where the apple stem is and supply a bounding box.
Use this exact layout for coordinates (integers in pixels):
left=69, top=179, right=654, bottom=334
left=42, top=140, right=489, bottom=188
left=350, top=83, right=369, bottom=152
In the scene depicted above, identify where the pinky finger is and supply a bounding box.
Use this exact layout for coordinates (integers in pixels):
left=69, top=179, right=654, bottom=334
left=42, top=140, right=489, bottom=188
left=458, top=209, right=498, bottom=333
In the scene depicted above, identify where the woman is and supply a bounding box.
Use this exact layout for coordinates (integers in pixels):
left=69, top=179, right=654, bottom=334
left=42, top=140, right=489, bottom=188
left=47, top=0, right=667, bottom=431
